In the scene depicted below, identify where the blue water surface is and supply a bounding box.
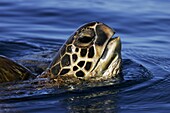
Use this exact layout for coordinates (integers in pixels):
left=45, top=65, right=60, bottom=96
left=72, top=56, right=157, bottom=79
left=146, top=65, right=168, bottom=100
left=0, top=0, right=170, bottom=113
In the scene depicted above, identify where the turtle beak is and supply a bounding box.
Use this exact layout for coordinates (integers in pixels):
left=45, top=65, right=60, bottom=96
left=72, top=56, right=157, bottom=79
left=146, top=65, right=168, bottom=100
left=94, top=22, right=116, bottom=62
left=95, top=23, right=115, bottom=46
left=91, top=36, right=122, bottom=79
left=96, top=23, right=115, bottom=39
left=102, top=36, right=122, bottom=78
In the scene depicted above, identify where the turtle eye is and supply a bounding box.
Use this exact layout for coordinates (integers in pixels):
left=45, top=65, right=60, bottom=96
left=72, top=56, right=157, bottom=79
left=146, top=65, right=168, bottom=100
left=78, top=36, right=93, bottom=43
left=74, top=28, right=95, bottom=47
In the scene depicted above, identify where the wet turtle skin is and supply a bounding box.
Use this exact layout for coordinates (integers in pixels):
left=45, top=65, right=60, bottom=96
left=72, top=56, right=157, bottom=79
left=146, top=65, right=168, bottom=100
left=0, top=22, right=122, bottom=85
left=0, top=56, right=35, bottom=83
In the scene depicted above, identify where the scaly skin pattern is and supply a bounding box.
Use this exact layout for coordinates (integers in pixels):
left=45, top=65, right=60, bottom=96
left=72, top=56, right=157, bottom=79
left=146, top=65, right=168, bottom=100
left=0, top=22, right=121, bottom=85
left=39, top=22, right=122, bottom=85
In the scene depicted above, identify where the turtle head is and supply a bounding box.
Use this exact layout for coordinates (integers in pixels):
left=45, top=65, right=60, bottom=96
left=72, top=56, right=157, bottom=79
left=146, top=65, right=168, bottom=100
left=40, top=22, right=121, bottom=81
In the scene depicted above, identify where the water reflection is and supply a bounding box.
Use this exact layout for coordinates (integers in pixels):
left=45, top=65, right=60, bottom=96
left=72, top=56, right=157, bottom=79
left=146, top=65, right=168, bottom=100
left=63, top=89, right=119, bottom=113
left=0, top=0, right=170, bottom=112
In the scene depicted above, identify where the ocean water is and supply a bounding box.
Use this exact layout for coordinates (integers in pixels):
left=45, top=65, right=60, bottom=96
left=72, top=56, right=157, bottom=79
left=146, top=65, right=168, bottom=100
left=0, top=0, right=170, bottom=113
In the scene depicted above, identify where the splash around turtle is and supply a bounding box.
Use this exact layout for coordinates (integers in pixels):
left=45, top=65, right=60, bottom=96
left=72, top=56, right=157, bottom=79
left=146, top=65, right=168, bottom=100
left=0, top=22, right=122, bottom=86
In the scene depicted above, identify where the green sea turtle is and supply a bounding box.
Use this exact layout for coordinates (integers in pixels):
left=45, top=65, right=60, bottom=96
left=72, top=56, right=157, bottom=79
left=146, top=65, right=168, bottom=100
left=0, top=22, right=121, bottom=86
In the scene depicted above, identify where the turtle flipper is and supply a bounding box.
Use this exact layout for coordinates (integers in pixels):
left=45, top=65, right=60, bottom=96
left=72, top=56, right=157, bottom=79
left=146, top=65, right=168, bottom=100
left=0, top=55, right=35, bottom=83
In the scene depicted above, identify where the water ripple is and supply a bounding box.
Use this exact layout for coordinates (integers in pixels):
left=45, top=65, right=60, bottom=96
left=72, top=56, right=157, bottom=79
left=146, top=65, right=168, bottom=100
left=0, top=0, right=170, bottom=113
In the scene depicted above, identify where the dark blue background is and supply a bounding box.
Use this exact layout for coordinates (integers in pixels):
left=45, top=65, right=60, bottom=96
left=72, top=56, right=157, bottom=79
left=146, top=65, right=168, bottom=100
left=0, top=0, right=170, bottom=113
